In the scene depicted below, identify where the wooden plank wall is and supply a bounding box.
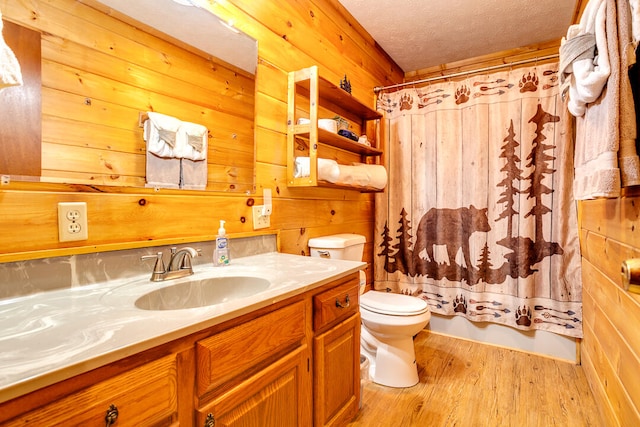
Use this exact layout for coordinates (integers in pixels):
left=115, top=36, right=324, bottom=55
left=0, top=0, right=404, bottom=297
left=580, top=194, right=640, bottom=426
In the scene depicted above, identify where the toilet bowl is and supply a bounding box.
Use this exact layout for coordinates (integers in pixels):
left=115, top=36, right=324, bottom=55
left=308, top=233, right=431, bottom=389
left=359, top=291, right=430, bottom=388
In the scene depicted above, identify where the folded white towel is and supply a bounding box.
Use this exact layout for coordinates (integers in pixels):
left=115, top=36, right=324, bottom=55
left=144, top=112, right=181, bottom=158
left=176, top=121, right=208, bottom=161
left=0, top=9, right=23, bottom=90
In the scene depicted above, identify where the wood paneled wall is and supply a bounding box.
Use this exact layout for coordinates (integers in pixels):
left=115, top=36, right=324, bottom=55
left=0, top=0, right=403, bottom=294
left=580, top=194, right=640, bottom=426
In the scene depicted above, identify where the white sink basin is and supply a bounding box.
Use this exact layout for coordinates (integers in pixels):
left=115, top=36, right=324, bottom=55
left=134, top=276, right=271, bottom=310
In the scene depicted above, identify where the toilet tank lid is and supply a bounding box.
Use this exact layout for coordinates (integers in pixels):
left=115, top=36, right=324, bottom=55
left=308, top=233, right=365, bottom=249
left=360, top=291, right=429, bottom=315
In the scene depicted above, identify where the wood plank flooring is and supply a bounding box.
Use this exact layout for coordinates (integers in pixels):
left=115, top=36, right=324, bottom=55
left=347, top=331, right=603, bottom=427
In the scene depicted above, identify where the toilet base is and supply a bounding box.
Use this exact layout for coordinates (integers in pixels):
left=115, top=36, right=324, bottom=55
left=361, top=328, right=419, bottom=388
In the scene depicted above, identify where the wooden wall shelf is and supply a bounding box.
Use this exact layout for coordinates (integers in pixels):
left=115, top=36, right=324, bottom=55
left=286, top=66, right=384, bottom=192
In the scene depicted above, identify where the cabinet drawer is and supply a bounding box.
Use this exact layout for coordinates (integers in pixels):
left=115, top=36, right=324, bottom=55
left=313, top=278, right=359, bottom=331
left=196, top=300, right=306, bottom=398
left=5, top=354, right=179, bottom=427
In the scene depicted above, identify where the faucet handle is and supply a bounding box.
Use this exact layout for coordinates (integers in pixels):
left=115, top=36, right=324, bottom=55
left=141, top=252, right=166, bottom=281
left=177, top=248, right=202, bottom=270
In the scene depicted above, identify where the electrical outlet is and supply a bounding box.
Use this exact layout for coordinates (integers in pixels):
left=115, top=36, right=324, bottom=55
left=58, top=202, right=88, bottom=242
left=252, top=205, right=270, bottom=229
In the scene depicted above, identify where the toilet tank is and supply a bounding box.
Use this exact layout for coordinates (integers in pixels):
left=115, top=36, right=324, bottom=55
left=308, top=233, right=365, bottom=261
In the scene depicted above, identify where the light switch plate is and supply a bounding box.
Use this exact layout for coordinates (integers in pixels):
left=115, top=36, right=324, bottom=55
left=252, top=205, right=270, bottom=229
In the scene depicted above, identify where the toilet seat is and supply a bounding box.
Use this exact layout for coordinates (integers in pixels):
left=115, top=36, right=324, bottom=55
left=360, top=291, right=428, bottom=316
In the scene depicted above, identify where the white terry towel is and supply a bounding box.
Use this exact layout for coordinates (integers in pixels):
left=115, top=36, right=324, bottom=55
left=561, top=0, right=610, bottom=117
left=181, top=158, right=207, bottom=190
left=178, top=121, right=208, bottom=190
left=176, top=121, right=208, bottom=161
left=335, top=163, right=388, bottom=190
left=355, top=163, right=387, bottom=190
left=573, top=0, right=640, bottom=198
left=143, top=112, right=181, bottom=188
left=293, top=157, right=340, bottom=182
left=0, top=9, right=23, bottom=90
left=144, top=153, right=181, bottom=189
left=616, top=0, right=640, bottom=187
left=144, top=112, right=181, bottom=158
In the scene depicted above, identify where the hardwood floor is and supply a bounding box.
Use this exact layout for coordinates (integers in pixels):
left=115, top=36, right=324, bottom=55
left=347, top=331, right=603, bottom=427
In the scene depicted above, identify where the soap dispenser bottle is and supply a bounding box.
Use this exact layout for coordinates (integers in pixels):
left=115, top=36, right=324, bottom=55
left=213, top=220, right=230, bottom=266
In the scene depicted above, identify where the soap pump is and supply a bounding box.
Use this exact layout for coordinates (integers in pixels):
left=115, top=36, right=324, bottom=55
left=213, top=220, right=230, bottom=266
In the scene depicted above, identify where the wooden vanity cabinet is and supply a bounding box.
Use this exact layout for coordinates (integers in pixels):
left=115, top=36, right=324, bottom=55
left=1, top=351, right=189, bottom=426
left=0, top=273, right=363, bottom=427
left=312, top=275, right=361, bottom=427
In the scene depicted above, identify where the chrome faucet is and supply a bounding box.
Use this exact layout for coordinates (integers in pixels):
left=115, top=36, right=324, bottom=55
left=141, top=246, right=201, bottom=281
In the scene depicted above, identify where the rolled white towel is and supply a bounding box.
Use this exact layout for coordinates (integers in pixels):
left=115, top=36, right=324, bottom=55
left=294, top=156, right=310, bottom=178
left=335, top=164, right=370, bottom=187
left=362, top=164, right=388, bottom=190
left=334, top=163, right=387, bottom=189
left=294, top=157, right=340, bottom=182
left=337, top=163, right=387, bottom=190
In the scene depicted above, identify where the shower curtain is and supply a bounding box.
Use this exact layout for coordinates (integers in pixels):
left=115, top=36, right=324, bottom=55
left=374, top=62, right=583, bottom=338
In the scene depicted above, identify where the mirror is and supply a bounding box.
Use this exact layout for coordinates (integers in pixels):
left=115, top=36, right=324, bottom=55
left=0, top=0, right=257, bottom=193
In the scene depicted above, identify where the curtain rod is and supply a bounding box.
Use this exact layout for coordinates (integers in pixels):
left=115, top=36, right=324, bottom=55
left=373, top=53, right=559, bottom=93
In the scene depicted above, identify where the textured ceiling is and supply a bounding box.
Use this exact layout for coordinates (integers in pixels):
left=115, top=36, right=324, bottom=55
left=338, top=0, right=579, bottom=73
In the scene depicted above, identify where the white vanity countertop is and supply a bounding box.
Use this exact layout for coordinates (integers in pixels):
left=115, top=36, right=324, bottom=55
left=0, top=252, right=365, bottom=403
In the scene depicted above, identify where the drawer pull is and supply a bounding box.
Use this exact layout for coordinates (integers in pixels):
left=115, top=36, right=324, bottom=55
left=204, top=413, right=216, bottom=427
left=335, top=294, right=350, bottom=308
left=105, top=404, right=118, bottom=427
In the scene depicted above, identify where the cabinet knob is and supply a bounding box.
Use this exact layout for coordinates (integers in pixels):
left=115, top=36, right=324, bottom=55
left=204, top=413, right=216, bottom=427
left=335, top=294, right=350, bottom=308
left=104, top=404, right=118, bottom=427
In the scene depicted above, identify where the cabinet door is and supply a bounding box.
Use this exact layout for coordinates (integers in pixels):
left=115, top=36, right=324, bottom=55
left=196, top=345, right=311, bottom=427
left=4, top=354, right=180, bottom=427
left=314, top=313, right=360, bottom=427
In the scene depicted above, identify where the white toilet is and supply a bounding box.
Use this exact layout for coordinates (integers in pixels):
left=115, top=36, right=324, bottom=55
left=308, top=233, right=431, bottom=388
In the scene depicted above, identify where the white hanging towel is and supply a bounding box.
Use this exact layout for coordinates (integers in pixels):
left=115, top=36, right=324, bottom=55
left=144, top=111, right=181, bottom=158
left=176, top=121, right=208, bottom=190
left=176, top=121, right=208, bottom=161
left=560, top=0, right=610, bottom=117
left=0, top=9, right=23, bottom=90
left=143, top=112, right=181, bottom=189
